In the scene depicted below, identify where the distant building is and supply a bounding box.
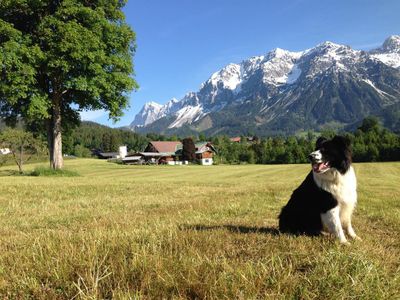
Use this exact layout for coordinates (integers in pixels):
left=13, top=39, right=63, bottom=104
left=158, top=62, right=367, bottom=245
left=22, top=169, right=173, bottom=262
left=119, top=146, right=127, bottom=158
left=230, top=137, right=241, bottom=143
left=93, top=145, right=127, bottom=159
left=0, top=148, right=11, bottom=155
left=122, top=141, right=217, bottom=165
left=95, top=151, right=119, bottom=159
left=195, top=142, right=217, bottom=165
left=229, top=136, right=259, bottom=143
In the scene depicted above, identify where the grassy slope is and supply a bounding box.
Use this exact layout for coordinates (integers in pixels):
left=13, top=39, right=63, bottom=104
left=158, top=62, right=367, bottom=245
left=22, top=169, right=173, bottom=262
left=0, top=160, right=399, bottom=299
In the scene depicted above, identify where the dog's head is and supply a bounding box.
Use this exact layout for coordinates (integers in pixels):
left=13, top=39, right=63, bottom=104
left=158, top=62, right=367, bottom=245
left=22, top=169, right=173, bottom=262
left=309, top=135, right=352, bottom=174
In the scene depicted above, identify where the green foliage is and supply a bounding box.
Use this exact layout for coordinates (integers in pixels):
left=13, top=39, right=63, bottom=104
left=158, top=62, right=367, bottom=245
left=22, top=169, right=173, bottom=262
left=73, top=144, right=92, bottom=158
left=209, top=118, right=400, bottom=165
left=62, top=121, right=149, bottom=157
left=358, top=116, right=380, bottom=133
left=0, top=0, right=138, bottom=167
left=0, top=128, right=45, bottom=173
left=351, top=120, right=400, bottom=162
left=182, top=137, right=196, bottom=162
left=30, top=166, right=79, bottom=177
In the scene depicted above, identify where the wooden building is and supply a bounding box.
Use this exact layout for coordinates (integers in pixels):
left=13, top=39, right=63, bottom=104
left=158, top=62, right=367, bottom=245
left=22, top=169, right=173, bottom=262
left=123, top=141, right=217, bottom=165
left=195, top=142, right=217, bottom=165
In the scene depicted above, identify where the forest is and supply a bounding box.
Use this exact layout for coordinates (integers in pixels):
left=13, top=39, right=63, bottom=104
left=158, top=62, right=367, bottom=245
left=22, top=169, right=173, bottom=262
left=58, top=117, right=400, bottom=164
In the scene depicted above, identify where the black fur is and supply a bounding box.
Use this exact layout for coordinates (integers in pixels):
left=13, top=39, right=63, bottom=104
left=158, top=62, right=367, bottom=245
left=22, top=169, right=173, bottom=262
left=315, top=136, right=352, bottom=174
left=278, top=135, right=352, bottom=235
left=278, top=172, right=338, bottom=235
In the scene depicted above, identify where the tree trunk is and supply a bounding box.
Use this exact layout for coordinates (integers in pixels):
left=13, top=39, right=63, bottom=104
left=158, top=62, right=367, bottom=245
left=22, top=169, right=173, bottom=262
left=18, top=144, right=23, bottom=174
left=49, top=94, right=63, bottom=169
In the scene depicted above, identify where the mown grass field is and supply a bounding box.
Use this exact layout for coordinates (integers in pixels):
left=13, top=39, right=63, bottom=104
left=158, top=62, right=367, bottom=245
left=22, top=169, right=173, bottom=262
left=0, top=159, right=399, bottom=299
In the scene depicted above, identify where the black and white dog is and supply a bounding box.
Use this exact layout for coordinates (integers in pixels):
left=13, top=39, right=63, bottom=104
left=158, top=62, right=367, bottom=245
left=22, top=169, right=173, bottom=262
left=278, top=136, right=359, bottom=244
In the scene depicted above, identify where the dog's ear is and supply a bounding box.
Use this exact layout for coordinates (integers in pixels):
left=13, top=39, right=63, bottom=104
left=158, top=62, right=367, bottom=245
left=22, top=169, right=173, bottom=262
left=315, top=137, right=327, bottom=149
left=332, top=135, right=351, bottom=148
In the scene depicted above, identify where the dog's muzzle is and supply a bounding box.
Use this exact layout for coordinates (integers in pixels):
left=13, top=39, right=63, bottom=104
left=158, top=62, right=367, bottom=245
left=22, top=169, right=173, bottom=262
left=309, top=150, right=330, bottom=173
left=309, top=150, right=322, bottom=163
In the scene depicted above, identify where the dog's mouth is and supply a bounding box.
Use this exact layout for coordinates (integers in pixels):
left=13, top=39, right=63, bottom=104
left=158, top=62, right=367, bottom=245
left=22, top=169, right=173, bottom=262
left=312, top=161, right=330, bottom=173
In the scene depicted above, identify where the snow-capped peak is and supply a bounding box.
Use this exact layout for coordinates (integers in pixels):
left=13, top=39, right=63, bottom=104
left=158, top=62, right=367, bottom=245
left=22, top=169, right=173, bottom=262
left=130, top=35, right=400, bottom=130
left=209, top=63, right=242, bottom=90
left=381, top=35, right=400, bottom=53
left=316, top=41, right=343, bottom=49
left=370, top=35, right=400, bottom=68
left=144, top=101, right=162, bottom=109
left=267, top=48, right=289, bottom=59
left=260, top=48, right=303, bottom=85
left=130, top=101, right=163, bottom=127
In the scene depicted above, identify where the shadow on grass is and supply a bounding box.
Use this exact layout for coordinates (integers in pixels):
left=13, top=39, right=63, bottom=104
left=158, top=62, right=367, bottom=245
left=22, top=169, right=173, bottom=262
left=0, top=169, right=23, bottom=176
left=0, top=167, right=80, bottom=177
left=180, top=224, right=280, bottom=235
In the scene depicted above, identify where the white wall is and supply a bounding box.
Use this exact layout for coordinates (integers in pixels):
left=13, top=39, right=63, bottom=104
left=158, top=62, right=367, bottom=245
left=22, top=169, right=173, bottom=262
left=0, top=148, right=11, bottom=155
left=200, top=158, right=213, bottom=166
left=119, top=146, right=127, bottom=158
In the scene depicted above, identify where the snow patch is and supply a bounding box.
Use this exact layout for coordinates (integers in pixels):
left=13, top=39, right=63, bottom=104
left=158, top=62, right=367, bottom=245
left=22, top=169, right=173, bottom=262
left=362, top=79, right=394, bottom=98
left=370, top=53, right=400, bottom=68
left=210, top=63, right=242, bottom=90
left=168, top=105, right=204, bottom=128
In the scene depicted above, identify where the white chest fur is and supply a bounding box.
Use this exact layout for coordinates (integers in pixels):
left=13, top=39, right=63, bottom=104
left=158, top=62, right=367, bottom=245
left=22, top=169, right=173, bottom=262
left=314, top=166, right=359, bottom=243
left=313, top=166, right=357, bottom=206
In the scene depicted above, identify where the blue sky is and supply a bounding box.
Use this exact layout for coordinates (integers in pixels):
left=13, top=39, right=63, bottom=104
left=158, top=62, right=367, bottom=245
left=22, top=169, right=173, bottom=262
left=81, top=0, right=400, bottom=127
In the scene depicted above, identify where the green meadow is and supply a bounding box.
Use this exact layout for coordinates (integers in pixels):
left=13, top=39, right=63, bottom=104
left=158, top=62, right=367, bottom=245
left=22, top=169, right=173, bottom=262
left=0, top=159, right=399, bottom=299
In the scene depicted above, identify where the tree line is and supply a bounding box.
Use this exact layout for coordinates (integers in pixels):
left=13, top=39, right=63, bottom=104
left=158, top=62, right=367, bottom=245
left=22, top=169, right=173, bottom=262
left=1, top=117, right=400, bottom=172
left=59, top=117, right=400, bottom=164
left=210, top=117, right=400, bottom=164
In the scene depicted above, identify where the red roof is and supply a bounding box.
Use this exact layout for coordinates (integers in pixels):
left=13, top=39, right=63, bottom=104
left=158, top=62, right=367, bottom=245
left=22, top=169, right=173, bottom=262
left=150, top=141, right=182, bottom=153
left=230, top=137, right=241, bottom=142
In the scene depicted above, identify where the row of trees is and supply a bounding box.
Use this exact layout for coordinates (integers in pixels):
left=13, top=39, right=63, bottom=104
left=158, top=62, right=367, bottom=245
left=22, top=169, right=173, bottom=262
left=1, top=117, right=399, bottom=171
left=211, top=118, right=400, bottom=164
left=59, top=117, right=400, bottom=164
left=62, top=122, right=148, bottom=157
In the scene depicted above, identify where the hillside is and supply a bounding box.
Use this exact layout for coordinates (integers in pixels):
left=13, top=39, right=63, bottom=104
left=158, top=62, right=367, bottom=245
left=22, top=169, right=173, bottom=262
left=131, top=35, right=400, bottom=136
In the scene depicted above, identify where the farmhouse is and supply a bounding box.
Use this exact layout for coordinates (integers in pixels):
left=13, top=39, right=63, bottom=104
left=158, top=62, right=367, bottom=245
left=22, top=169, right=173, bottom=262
left=122, top=141, right=217, bottom=165
left=146, top=141, right=182, bottom=164
left=195, top=142, right=217, bottom=166
left=94, top=146, right=127, bottom=159
left=123, top=141, right=181, bottom=165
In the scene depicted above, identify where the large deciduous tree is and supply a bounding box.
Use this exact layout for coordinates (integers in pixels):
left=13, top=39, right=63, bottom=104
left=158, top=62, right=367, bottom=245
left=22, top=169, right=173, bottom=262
left=0, top=0, right=138, bottom=169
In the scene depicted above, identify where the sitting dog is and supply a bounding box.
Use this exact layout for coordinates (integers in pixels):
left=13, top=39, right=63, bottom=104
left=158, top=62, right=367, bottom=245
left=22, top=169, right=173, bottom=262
left=278, top=136, right=359, bottom=244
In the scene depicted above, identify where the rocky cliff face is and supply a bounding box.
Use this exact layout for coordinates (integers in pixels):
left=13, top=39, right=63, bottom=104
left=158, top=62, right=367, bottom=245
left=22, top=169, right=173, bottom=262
left=130, top=35, right=400, bottom=135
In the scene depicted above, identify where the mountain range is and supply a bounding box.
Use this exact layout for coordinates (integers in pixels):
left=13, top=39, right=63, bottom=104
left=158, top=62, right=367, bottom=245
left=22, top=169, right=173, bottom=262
left=130, top=35, right=400, bottom=136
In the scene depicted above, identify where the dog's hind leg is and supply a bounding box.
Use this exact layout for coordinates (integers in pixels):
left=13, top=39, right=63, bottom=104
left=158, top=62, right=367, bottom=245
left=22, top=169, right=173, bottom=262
left=321, top=207, right=348, bottom=244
